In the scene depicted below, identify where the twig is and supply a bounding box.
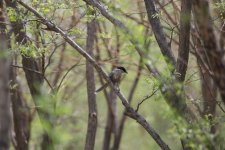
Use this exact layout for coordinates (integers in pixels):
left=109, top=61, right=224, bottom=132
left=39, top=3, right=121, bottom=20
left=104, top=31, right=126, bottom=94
left=11, top=64, right=42, bottom=75
left=135, top=88, right=159, bottom=112
left=44, top=42, right=65, bottom=71
left=57, top=59, right=81, bottom=91
left=217, top=101, right=225, bottom=113
left=169, top=26, right=176, bottom=48
left=11, top=64, right=54, bottom=91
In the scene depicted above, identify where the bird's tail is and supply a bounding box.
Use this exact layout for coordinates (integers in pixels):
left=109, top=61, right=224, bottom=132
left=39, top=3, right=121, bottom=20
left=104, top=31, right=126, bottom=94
left=95, top=83, right=108, bottom=93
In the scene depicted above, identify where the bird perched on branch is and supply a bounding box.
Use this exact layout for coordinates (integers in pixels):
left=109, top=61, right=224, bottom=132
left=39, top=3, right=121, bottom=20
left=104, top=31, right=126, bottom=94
left=95, top=66, right=128, bottom=93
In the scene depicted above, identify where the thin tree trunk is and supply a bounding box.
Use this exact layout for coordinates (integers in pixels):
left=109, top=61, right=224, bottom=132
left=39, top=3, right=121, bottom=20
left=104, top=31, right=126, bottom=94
left=143, top=0, right=176, bottom=67
left=192, top=28, right=217, bottom=134
left=95, top=39, right=114, bottom=150
left=102, top=90, right=118, bottom=150
left=5, top=1, right=31, bottom=149
left=10, top=61, right=31, bottom=150
left=110, top=89, right=119, bottom=147
left=102, top=111, right=113, bottom=150
left=200, top=67, right=217, bottom=133
left=84, top=14, right=98, bottom=150
left=176, top=1, right=192, bottom=149
left=5, top=1, right=54, bottom=149
left=192, top=0, right=225, bottom=104
left=176, top=0, right=192, bottom=82
left=0, top=1, right=11, bottom=149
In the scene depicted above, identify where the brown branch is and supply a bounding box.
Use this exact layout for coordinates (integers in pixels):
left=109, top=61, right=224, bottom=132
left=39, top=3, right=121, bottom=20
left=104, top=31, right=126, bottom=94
left=113, top=18, right=149, bottom=148
left=118, top=7, right=180, bottom=46
left=82, top=0, right=160, bottom=79
left=155, top=1, right=178, bottom=29
left=17, top=1, right=171, bottom=149
left=11, top=65, right=54, bottom=91
left=57, top=60, right=81, bottom=91
left=82, top=0, right=196, bottom=123
left=176, top=0, right=192, bottom=82
left=52, top=42, right=67, bottom=87
left=44, top=42, right=64, bottom=72
left=11, top=64, right=42, bottom=75
left=52, top=11, right=79, bottom=87
left=112, top=57, right=143, bottom=150
left=135, top=88, right=159, bottom=112
left=144, top=0, right=176, bottom=68
left=97, top=22, right=113, bottom=59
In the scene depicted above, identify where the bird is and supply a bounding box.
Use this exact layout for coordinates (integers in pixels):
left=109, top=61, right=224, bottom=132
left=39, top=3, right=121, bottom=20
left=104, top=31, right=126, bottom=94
left=95, top=66, right=128, bottom=93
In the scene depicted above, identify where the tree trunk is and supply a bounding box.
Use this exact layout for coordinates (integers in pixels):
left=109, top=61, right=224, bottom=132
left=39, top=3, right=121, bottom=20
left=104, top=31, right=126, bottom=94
left=5, top=1, right=54, bottom=149
left=85, top=14, right=98, bottom=150
left=0, top=1, right=11, bottom=149
left=192, top=0, right=225, bottom=104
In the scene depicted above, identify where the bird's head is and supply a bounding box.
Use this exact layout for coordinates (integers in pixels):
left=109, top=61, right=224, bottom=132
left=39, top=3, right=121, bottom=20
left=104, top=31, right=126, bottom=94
left=116, top=66, right=128, bottom=74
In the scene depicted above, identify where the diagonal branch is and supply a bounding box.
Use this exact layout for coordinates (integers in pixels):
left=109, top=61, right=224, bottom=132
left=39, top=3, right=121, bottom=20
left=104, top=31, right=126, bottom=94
left=82, top=0, right=160, bottom=78
left=81, top=0, right=196, bottom=123
left=17, top=1, right=171, bottom=149
left=143, top=0, right=176, bottom=67
left=135, top=88, right=159, bottom=112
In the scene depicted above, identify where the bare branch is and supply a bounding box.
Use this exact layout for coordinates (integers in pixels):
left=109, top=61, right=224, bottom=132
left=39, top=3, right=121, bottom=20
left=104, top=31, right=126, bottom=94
left=144, top=0, right=176, bottom=67
left=82, top=0, right=160, bottom=78
left=17, top=1, right=171, bottom=149
left=81, top=0, right=196, bottom=123
left=57, top=60, right=81, bottom=91
left=135, top=88, right=159, bottom=112
left=11, top=65, right=54, bottom=91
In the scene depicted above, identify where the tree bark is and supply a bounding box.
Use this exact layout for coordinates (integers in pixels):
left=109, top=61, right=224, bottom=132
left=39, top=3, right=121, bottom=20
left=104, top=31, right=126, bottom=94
left=85, top=15, right=98, bottom=150
left=5, top=1, right=54, bottom=149
left=0, top=1, right=11, bottom=149
left=143, top=0, right=176, bottom=67
left=192, top=0, right=225, bottom=104
left=4, top=1, right=31, bottom=149
left=102, top=111, right=113, bottom=150
left=192, top=28, right=217, bottom=134
left=176, top=0, right=192, bottom=82
left=9, top=64, right=31, bottom=150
